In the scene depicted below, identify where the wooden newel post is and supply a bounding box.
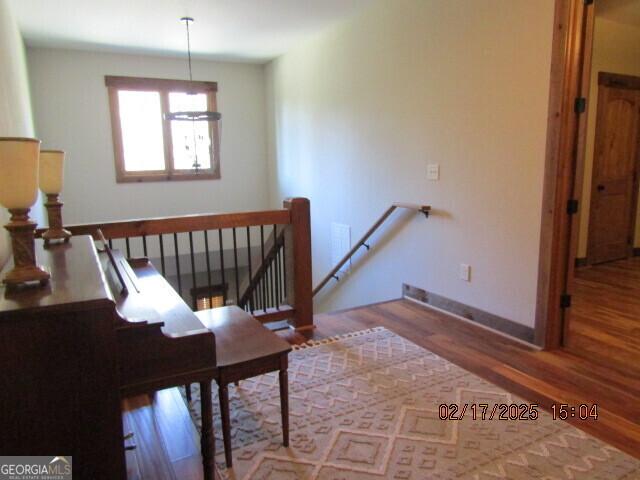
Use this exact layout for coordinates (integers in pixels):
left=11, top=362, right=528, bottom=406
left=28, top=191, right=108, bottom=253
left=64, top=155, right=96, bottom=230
left=283, top=197, right=314, bottom=331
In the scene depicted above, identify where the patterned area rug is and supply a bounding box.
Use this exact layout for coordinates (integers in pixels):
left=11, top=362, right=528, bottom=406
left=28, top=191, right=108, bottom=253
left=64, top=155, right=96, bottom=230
left=183, top=327, right=640, bottom=479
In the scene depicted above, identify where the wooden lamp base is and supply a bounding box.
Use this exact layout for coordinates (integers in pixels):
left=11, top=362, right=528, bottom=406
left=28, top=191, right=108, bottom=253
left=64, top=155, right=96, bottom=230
left=2, top=208, right=50, bottom=287
left=42, top=193, right=71, bottom=245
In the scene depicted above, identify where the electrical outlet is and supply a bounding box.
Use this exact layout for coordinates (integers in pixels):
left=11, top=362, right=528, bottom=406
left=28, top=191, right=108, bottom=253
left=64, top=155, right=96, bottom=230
left=427, top=163, right=440, bottom=180
left=459, top=264, right=471, bottom=282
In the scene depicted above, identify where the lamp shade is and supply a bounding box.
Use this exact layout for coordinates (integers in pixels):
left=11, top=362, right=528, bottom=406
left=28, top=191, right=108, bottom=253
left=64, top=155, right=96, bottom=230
left=0, top=137, right=41, bottom=209
left=39, top=150, right=65, bottom=194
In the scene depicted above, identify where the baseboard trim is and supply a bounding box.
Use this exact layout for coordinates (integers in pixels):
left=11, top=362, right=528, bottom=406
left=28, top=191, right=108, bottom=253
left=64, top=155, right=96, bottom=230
left=402, top=283, right=535, bottom=344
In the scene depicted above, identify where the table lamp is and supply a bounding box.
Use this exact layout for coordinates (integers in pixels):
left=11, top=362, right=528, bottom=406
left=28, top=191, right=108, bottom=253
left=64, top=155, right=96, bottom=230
left=40, top=149, right=71, bottom=244
left=0, top=137, right=50, bottom=287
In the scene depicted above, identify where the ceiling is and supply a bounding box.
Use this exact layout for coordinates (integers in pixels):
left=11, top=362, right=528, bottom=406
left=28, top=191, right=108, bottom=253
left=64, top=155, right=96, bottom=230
left=8, top=0, right=374, bottom=63
left=597, top=0, right=640, bottom=27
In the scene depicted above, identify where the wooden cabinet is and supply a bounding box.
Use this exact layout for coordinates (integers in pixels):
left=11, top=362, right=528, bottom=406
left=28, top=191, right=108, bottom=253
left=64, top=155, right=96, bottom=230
left=0, top=236, right=126, bottom=479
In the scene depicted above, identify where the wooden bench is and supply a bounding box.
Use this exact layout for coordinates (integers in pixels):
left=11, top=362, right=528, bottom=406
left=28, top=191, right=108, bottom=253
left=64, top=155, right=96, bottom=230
left=192, top=306, right=292, bottom=468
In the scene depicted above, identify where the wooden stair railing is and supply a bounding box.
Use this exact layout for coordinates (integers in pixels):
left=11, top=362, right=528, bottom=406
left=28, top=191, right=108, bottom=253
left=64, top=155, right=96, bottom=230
left=313, top=203, right=430, bottom=296
left=36, top=198, right=314, bottom=331
left=237, top=227, right=286, bottom=312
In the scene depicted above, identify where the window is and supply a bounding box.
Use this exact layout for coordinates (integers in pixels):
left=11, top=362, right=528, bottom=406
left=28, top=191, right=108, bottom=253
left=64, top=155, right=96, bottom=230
left=105, top=76, right=220, bottom=183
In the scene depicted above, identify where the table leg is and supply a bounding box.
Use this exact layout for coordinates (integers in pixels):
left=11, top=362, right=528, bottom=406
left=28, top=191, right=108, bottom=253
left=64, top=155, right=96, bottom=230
left=279, top=368, right=289, bottom=447
left=200, top=381, right=215, bottom=480
left=219, top=382, right=233, bottom=468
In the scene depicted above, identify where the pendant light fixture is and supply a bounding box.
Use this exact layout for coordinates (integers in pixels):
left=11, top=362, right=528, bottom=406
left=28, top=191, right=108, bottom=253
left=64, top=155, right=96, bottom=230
left=165, top=17, right=222, bottom=122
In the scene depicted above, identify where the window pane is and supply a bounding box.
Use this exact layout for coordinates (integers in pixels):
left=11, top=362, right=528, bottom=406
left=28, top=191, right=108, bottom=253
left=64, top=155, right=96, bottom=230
left=169, top=92, right=213, bottom=170
left=118, top=90, right=165, bottom=171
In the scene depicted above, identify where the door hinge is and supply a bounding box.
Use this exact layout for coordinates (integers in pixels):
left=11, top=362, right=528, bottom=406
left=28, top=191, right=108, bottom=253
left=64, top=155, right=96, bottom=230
left=560, top=294, right=572, bottom=309
left=567, top=199, right=579, bottom=215
left=574, top=97, right=586, bottom=114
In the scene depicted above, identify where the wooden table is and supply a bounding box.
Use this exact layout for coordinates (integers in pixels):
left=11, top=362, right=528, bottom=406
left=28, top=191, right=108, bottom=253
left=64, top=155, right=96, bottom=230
left=195, top=306, right=292, bottom=468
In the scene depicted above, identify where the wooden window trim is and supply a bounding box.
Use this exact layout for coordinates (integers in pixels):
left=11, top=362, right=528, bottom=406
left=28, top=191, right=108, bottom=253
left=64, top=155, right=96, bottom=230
left=105, top=75, right=220, bottom=183
left=105, top=75, right=217, bottom=93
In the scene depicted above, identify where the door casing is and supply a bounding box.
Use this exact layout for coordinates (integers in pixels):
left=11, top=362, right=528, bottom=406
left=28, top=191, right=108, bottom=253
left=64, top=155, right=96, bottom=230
left=534, top=0, right=593, bottom=349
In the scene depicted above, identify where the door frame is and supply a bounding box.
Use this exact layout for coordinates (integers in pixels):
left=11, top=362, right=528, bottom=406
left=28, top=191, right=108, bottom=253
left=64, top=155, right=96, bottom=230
left=585, top=72, right=640, bottom=265
left=534, top=0, right=594, bottom=348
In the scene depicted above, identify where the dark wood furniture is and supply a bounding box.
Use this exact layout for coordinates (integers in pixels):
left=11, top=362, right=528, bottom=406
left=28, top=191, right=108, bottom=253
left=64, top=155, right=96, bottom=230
left=104, top=249, right=219, bottom=480
left=0, top=237, right=125, bottom=479
left=194, top=306, right=291, bottom=468
left=0, top=236, right=219, bottom=479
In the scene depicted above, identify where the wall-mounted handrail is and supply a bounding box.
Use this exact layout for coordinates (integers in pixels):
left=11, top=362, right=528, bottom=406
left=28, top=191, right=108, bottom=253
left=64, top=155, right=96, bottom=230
left=313, top=203, right=430, bottom=297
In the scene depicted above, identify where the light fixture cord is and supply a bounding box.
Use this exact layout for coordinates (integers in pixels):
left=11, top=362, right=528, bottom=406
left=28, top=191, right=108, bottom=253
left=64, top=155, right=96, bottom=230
left=185, top=18, right=194, bottom=83
left=183, top=17, right=200, bottom=171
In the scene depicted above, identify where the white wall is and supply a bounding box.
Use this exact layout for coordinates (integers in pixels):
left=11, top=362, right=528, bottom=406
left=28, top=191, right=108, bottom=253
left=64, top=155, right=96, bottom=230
left=577, top=17, right=640, bottom=258
left=27, top=47, right=269, bottom=225
left=266, top=0, right=554, bottom=326
left=0, top=0, right=39, bottom=270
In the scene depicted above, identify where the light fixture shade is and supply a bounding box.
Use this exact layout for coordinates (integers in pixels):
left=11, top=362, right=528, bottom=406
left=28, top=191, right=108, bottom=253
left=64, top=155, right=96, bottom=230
left=0, top=138, right=41, bottom=209
left=164, top=111, right=222, bottom=122
left=40, top=150, right=65, bottom=194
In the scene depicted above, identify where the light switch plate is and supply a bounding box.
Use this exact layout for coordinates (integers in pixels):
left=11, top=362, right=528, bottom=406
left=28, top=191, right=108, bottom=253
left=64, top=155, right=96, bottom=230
left=459, top=264, right=471, bottom=282
left=427, top=163, right=440, bottom=180
left=331, top=223, right=351, bottom=274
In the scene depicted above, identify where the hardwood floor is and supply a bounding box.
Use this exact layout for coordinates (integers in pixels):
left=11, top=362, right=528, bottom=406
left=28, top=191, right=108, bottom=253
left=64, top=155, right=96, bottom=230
left=566, top=257, right=640, bottom=376
left=123, top=298, right=640, bottom=479
left=123, top=390, right=203, bottom=480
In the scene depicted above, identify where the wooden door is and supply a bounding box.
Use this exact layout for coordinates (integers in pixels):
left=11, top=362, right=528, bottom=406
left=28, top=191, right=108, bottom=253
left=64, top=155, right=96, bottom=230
left=587, top=73, right=640, bottom=264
